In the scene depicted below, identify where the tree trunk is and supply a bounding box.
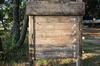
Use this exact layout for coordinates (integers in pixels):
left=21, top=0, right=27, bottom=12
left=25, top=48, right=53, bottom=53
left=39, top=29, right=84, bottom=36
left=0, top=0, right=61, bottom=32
left=12, top=0, right=20, bottom=44
left=0, top=37, right=3, bottom=52
left=3, top=16, right=28, bottom=58
left=16, top=16, right=28, bottom=47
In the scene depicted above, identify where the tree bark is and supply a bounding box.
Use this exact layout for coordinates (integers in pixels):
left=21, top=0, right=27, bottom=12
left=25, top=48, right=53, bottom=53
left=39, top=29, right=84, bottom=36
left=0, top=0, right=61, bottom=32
left=16, top=16, right=28, bottom=47
left=0, top=37, right=3, bottom=51
left=12, top=0, right=20, bottom=44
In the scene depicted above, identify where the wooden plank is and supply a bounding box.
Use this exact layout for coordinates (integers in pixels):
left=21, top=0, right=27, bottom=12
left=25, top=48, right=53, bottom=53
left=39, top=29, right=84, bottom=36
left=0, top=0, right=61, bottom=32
left=35, top=16, right=81, bottom=59
left=26, top=1, right=85, bottom=15
left=29, top=16, right=34, bottom=46
left=28, top=16, right=34, bottom=64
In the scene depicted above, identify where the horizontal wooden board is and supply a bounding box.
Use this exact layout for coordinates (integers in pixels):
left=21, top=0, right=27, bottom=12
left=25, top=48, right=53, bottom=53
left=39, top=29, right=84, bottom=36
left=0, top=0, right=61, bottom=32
left=26, top=1, right=85, bottom=15
left=35, top=16, right=80, bottom=45
left=34, top=16, right=81, bottom=59
left=36, top=52, right=75, bottom=59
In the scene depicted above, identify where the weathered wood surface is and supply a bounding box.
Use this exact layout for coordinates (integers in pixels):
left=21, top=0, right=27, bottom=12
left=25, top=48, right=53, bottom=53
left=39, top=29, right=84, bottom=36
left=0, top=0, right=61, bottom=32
left=35, top=16, right=80, bottom=45
left=28, top=16, right=34, bottom=61
left=26, top=0, right=85, bottom=15
left=33, top=16, right=81, bottom=59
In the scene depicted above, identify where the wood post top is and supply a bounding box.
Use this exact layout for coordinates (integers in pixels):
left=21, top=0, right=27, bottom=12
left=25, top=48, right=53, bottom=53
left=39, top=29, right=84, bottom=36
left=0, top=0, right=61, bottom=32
left=26, top=0, right=85, bottom=16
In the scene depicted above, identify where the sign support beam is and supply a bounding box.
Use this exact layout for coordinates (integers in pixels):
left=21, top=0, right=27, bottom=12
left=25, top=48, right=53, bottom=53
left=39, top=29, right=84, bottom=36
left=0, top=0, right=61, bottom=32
left=33, top=16, right=36, bottom=66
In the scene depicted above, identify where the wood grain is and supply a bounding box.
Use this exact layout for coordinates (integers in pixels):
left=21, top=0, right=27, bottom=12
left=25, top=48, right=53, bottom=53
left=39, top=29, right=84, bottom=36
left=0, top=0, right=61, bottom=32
left=34, top=16, right=81, bottom=59
left=26, top=1, right=85, bottom=15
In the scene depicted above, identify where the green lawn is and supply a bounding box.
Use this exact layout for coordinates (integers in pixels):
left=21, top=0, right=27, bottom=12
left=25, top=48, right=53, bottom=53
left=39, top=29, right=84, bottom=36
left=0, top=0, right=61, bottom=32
left=82, top=39, right=100, bottom=66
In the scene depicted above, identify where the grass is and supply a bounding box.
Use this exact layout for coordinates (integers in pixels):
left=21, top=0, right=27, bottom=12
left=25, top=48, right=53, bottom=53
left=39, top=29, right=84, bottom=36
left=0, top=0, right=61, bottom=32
left=83, top=40, right=100, bottom=53
left=36, top=58, right=76, bottom=66
left=82, top=39, right=100, bottom=66
left=83, top=55, right=100, bottom=66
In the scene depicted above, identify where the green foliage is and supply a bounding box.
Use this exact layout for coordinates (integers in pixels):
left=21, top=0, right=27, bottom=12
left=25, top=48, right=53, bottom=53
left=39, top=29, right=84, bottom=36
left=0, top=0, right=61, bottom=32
left=36, top=58, right=75, bottom=66
left=0, top=30, right=5, bottom=35
left=0, top=0, right=28, bottom=64
left=0, top=2, right=13, bottom=29
left=84, top=0, right=100, bottom=18
left=0, top=9, right=4, bottom=20
left=59, top=58, right=74, bottom=64
left=0, top=31, right=28, bottom=63
left=0, top=0, right=4, bottom=4
left=37, top=59, right=49, bottom=66
left=0, top=0, right=26, bottom=30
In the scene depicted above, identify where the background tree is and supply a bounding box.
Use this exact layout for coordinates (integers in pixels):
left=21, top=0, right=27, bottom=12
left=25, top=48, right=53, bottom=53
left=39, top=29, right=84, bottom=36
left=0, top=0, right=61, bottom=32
left=84, top=0, right=100, bottom=18
left=0, top=0, right=28, bottom=62
left=0, top=0, right=4, bottom=4
left=12, top=0, right=20, bottom=44
left=0, top=5, right=7, bottom=30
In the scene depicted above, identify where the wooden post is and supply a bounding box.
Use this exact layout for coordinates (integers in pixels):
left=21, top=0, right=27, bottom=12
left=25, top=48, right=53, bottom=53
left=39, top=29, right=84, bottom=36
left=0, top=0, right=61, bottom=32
left=29, top=16, right=34, bottom=66
left=29, top=16, right=36, bottom=66
left=76, top=17, right=82, bottom=66
left=33, top=16, right=36, bottom=66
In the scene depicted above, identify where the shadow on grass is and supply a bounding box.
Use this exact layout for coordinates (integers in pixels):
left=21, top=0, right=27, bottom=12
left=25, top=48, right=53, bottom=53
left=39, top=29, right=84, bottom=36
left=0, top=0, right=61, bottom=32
left=58, top=55, right=100, bottom=66
left=82, top=40, right=100, bottom=66
left=82, top=55, right=100, bottom=66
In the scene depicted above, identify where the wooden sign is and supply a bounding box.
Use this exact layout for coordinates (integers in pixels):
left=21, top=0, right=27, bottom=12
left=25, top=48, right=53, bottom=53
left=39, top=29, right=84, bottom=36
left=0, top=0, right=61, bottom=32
left=27, top=1, right=84, bottom=66
left=34, top=16, right=81, bottom=59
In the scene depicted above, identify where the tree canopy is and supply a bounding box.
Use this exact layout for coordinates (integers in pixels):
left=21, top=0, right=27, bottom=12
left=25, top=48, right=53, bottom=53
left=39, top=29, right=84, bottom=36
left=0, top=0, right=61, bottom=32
left=84, top=0, right=100, bottom=19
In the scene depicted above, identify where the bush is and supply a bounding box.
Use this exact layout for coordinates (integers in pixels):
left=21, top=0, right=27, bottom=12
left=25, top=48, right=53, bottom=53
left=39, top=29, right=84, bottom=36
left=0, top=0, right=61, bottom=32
left=0, top=30, right=28, bottom=63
